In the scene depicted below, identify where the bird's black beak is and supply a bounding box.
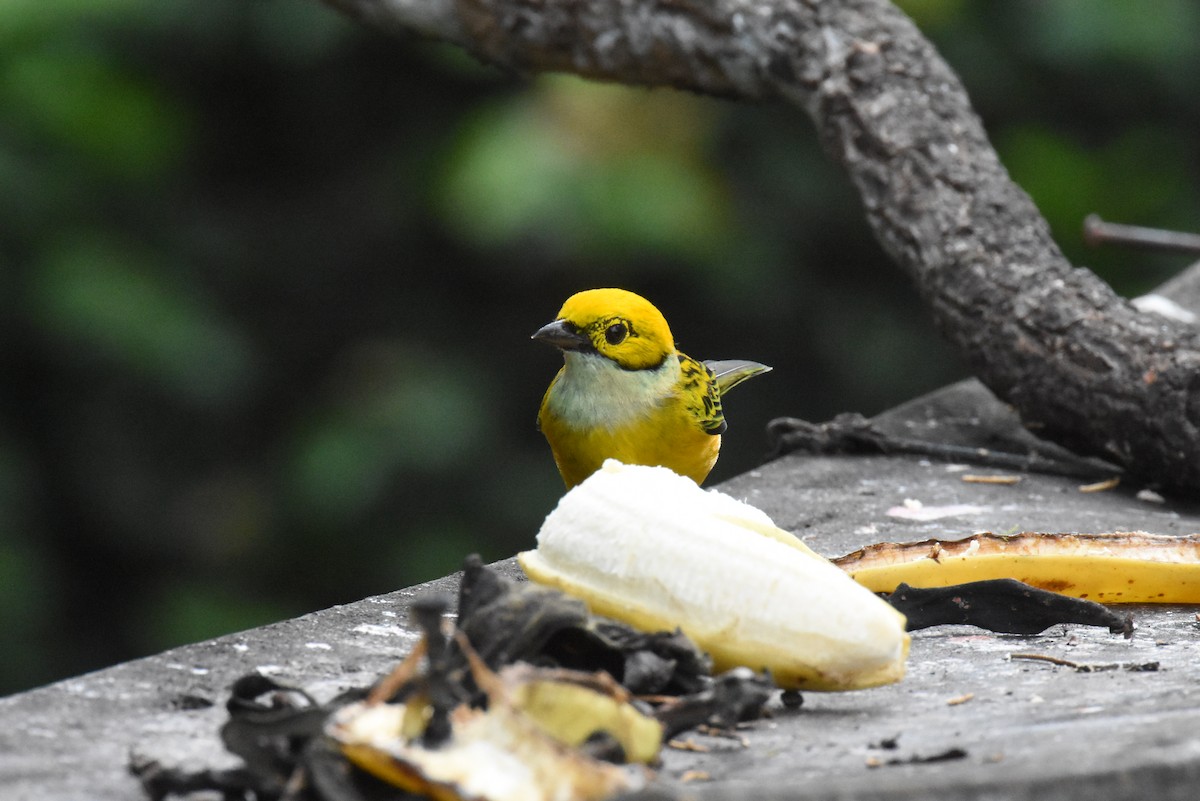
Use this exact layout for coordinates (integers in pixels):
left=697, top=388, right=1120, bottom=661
left=531, top=319, right=590, bottom=351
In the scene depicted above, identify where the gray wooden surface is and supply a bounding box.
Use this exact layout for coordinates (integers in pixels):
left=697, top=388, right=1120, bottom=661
left=4, top=267, right=1200, bottom=801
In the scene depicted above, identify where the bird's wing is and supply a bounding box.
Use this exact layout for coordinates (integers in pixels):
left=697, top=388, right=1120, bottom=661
left=703, top=359, right=772, bottom=395
left=680, top=356, right=727, bottom=435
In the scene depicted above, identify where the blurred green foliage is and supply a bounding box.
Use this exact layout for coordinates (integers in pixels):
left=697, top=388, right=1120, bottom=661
left=0, top=0, right=1197, bottom=695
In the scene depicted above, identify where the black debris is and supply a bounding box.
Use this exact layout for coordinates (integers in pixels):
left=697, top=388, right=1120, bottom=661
left=131, top=555, right=771, bottom=800
left=887, top=579, right=1133, bottom=637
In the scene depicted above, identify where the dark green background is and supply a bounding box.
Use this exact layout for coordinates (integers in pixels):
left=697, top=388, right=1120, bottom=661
left=2, top=0, right=1197, bottom=695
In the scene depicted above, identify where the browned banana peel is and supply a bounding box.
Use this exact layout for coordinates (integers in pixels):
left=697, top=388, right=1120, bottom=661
left=329, top=658, right=657, bottom=801
left=834, top=531, right=1200, bottom=604
left=519, top=460, right=910, bottom=691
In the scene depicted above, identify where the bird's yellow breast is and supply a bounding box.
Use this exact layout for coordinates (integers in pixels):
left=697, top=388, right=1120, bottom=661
left=538, top=352, right=720, bottom=487
left=539, top=397, right=720, bottom=488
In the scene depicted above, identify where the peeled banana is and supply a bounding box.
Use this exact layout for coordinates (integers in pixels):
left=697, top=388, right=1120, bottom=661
left=834, top=531, right=1200, bottom=604
left=518, top=460, right=910, bottom=691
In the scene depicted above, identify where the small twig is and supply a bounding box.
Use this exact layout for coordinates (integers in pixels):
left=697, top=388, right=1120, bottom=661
left=1079, top=476, right=1121, bottom=493
left=667, top=738, right=710, bottom=752
left=962, top=474, right=1022, bottom=485
left=867, top=747, right=969, bottom=768
left=696, top=725, right=751, bottom=747
left=1083, top=214, right=1200, bottom=255
left=1010, top=652, right=1079, bottom=668
left=1010, top=653, right=1160, bottom=673
left=366, top=638, right=427, bottom=705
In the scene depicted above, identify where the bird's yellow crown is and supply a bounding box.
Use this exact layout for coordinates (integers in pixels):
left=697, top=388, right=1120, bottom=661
left=555, top=288, right=675, bottom=371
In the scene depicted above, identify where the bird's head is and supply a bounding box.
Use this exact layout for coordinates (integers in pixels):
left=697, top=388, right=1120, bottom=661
left=532, top=288, right=676, bottom=370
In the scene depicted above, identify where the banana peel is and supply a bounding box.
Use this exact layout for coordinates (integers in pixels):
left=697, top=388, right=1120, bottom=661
left=834, top=531, right=1200, bottom=604
left=505, top=668, right=662, bottom=764
left=519, top=460, right=910, bottom=692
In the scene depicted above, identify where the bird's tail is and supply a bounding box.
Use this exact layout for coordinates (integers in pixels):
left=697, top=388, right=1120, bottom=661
left=704, top=360, right=772, bottom=394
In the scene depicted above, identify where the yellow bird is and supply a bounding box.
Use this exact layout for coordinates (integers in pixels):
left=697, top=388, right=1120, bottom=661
left=533, top=288, right=770, bottom=488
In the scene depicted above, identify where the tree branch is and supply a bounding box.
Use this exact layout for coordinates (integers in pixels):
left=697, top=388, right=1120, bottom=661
left=322, top=0, right=1200, bottom=497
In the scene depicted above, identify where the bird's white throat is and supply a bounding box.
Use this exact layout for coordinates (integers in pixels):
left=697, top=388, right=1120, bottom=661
left=549, top=352, right=679, bottom=430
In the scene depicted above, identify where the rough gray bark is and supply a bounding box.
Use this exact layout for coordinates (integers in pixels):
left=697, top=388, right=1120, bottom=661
left=322, top=0, right=1200, bottom=496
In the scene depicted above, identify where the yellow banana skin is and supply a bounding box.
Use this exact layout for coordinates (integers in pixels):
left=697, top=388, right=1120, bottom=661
left=834, top=531, right=1200, bottom=604
left=519, top=460, right=910, bottom=692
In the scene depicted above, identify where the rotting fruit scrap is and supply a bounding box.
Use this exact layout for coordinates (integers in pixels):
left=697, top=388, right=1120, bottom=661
left=331, top=635, right=658, bottom=801
left=131, top=559, right=776, bottom=801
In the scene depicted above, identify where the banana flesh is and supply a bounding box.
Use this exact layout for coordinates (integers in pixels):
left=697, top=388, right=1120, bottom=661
left=834, top=531, right=1200, bottom=604
left=518, top=460, right=910, bottom=691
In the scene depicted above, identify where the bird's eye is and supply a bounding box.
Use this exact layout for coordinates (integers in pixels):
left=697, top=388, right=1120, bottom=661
left=605, top=322, right=628, bottom=345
